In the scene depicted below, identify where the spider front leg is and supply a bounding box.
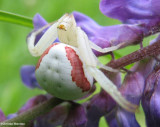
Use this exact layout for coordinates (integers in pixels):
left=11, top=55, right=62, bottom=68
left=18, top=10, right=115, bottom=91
left=89, top=40, right=126, bottom=72
left=76, top=27, right=137, bottom=112
left=27, top=14, right=69, bottom=57
left=90, top=40, right=123, bottom=53
left=27, top=22, right=58, bottom=56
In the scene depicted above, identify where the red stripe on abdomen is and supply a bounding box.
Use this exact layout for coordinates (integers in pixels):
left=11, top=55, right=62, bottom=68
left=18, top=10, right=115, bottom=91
left=65, top=46, right=91, bottom=92
left=36, top=43, right=59, bottom=69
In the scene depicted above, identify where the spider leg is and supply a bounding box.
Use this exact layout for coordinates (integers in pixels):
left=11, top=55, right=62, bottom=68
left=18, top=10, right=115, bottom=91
left=27, top=14, right=68, bottom=56
left=87, top=66, right=138, bottom=112
left=92, top=53, right=119, bottom=72
left=79, top=29, right=120, bottom=72
left=76, top=27, right=98, bottom=67
left=97, top=62, right=119, bottom=72
left=76, top=26, right=137, bottom=112
left=27, top=14, right=71, bottom=57
left=76, top=27, right=120, bottom=72
left=27, top=22, right=58, bottom=56
left=90, top=40, right=123, bottom=53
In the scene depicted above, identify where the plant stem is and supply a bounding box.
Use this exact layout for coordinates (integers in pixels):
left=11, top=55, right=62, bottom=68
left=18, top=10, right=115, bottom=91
left=0, top=97, right=63, bottom=127
left=108, top=40, right=160, bottom=69
left=0, top=10, right=33, bottom=28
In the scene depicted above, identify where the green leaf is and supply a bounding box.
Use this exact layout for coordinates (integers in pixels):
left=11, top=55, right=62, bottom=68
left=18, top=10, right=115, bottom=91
left=0, top=10, right=33, bottom=28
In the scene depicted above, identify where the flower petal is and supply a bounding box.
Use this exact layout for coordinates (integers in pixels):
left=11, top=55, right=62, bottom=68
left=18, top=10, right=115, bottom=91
left=86, top=90, right=116, bottom=127
left=105, top=109, right=119, bottom=127
left=99, top=0, right=160, bottom=36
left=35, top=104, right=68, bottom=127
left=18, top=95, right=48, bottom=114
left=105, top=72, right=143, bottom=127
left=0, top=109, right=6, bottom=122
left=120, top=72, right=145, bottom=105
left=106, top=56, right=155, bottom=126
left=116, top=109, right=140, bottom=127
left=63, top=103, right=87, bottom=127
left=33, top=13, right=48, bottom=30
left=142, top=68, right=160, bottom=127
left=86, top=72, right=120, bottom=127
left=20, top=65, right=41, bottom=89
left=131, top=58, right=156, bottom=79
left=7, top=113, right=17, bottom=120
left=100, top=0, right=157, bottom=22
left=26, top=14, right=49, bottom=46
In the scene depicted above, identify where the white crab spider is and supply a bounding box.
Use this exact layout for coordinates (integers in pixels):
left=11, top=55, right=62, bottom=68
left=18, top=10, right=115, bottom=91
left=27, top=14, right=137, bottom=112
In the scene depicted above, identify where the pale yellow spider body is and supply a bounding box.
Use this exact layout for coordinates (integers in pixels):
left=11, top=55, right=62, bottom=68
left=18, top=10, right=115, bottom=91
left=27, top=14, right=137, bottom=112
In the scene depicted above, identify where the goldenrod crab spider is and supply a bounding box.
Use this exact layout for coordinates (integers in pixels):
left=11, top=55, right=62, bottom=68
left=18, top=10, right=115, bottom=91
left=27, top=14, right=137, bottom=112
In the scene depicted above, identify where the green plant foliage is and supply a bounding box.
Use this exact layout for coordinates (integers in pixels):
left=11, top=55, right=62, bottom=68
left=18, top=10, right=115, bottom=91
left=0, top=10, right=33, bottom=27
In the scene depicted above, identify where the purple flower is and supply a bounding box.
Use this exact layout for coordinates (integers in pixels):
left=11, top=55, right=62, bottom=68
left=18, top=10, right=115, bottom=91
left=105, top=109, right=119, bottom=127
left=120, top=72, right=144, bottom=105
left=18, top=95, right=48, bottom=114
left=86, top=90, right=116, bottom=127
left=7, top=113, right=17, bottom=120
left=106, top=108, right=140, bottom=127
left=100, top=0, right=160, bottom=36
left=150, top=34, right=160, bottom=60
left=142, top=66, right=160, bottom=127
left=33, top=100, right=87, bottom=127
left=16, top=94, right=68, bottom=127
left=27, top=14, right=48, bottom=46
left=116, top=109, right=140, bottom=127
left=105, top=56, right=156, bottom=127
left=33, top=14, right=48, bottom=31
left=100, top=0, right=160, bottom=22
left=63, top=103, right=87, bottom=127
left=20, top=65, right=41, bottom=89
left=34, top=103, right=69, bottom=127
left=120, top=58, right=156, bottom=105
left=0, top=109, right=6, bottom=122
left=102, top=71, right=121, bottom=88
left=86, top=72, right=120, bottom=127
left=131, top=58, right=156, bottom=79
left=105, top=72, right=144, bottom=127
left=34, top=102, right=87, bottom=127
left=15, top=94, right=87, bottom=127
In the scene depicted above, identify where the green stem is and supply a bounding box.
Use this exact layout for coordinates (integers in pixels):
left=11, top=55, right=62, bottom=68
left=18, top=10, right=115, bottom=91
left=0, top=10, right=33, bottom=28
left=0, top=97, right=63, bottom=127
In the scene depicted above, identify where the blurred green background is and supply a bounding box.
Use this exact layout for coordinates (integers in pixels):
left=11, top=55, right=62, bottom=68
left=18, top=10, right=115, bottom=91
left=0, top=0, right=156, bottom=126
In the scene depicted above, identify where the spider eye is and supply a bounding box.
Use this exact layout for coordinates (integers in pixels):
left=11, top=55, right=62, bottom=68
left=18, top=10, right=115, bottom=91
left=57, top=24, right=66, bottom=31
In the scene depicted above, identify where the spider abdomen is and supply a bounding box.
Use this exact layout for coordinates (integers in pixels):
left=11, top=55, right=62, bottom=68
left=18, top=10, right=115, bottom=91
left=35, top=43, right=93, bottom=100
